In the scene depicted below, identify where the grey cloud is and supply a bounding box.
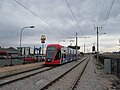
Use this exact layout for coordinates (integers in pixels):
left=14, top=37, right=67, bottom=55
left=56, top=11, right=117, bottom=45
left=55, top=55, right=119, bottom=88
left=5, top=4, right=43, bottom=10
left=0, top=0, right=119, bottom=52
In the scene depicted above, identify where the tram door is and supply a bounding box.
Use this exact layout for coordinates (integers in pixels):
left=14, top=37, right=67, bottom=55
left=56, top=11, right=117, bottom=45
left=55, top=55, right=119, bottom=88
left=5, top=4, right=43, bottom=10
left=61, top=49, right=66, bottom=64
left=54, top=49, right=61, bottom=60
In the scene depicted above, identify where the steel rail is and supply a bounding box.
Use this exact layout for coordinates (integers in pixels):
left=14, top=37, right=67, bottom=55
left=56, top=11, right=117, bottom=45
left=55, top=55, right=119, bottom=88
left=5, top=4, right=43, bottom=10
left=0, top=66, right=56, bottom=86
left=71, top=57, right=90, bottom=90
left=40, top=57, right=88, bottom=90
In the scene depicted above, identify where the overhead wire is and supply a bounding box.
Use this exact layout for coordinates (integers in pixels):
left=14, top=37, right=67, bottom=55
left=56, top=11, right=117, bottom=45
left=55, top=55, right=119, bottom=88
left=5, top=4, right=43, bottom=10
left=64, top=0, right=85, bottom=37
left=102, top=0, right=115, bottom=28
left=95, top=0, right=99, bottom=24
left=96, top=0, right=115, bottom=27
left=95, top=0, right=115, bottom=35
left=93, top=0, right=99, bottom=34
left=14, top=0, right=69, bottom=38
left=98, top=0, right=106, bottom=24
left=94, top=0, right=105, bottom=33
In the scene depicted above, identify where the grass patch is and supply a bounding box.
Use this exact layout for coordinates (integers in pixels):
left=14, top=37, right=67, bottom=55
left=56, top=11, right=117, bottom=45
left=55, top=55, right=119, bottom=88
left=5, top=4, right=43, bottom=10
left=96, top=61, right=104, bottom=70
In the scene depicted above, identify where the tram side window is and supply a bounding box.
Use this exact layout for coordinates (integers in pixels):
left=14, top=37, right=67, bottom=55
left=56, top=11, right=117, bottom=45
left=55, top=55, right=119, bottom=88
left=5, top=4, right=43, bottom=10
left=62, top=54, right=66, bottom=58
left=55, top=49, right=61, bottom=60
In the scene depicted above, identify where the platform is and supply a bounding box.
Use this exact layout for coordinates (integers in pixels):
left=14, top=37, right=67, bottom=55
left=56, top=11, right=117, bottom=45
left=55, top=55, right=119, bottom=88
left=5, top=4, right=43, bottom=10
left=0, top=62, right=43, bottom=78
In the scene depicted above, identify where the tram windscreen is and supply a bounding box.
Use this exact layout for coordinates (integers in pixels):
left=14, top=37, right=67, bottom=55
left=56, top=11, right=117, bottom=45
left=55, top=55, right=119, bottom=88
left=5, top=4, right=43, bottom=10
left=46, top=46, right=56, bottom=59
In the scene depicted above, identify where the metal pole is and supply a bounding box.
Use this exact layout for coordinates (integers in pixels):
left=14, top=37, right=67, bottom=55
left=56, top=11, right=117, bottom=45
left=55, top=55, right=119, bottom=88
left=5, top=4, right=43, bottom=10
left=42, top=43, right=44, bottom=59
left=97, top=26, right=99, bottom=61
left=10, top=55, right=13, bottom=66
left=84, top=43, right=85, bottom=54
left=76, top=32, right=78, bottom=61
left=20, top=28, right=24, bottom=50
left=19, top=27, right=24, bottom=60
left=19, top=26, right=35, bottom=60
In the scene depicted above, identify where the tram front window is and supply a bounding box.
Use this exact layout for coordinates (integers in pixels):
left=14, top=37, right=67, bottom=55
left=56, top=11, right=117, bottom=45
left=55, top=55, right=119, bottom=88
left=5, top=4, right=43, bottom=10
left=46, top=46, right=56, bottom=61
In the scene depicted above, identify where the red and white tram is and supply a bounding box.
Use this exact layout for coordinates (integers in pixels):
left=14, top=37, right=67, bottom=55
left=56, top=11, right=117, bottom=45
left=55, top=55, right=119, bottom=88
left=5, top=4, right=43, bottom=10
left=44, top=44, right=80, bottom=65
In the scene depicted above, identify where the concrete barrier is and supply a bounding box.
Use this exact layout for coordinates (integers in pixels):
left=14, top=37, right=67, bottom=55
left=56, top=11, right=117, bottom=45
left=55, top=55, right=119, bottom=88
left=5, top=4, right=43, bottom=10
left=104, top=59, right=111, bottom=74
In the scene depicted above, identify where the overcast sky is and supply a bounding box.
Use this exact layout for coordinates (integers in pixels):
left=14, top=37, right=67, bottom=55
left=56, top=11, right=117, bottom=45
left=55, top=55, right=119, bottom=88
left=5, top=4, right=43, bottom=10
left=0, top=0, right=120, bottom=52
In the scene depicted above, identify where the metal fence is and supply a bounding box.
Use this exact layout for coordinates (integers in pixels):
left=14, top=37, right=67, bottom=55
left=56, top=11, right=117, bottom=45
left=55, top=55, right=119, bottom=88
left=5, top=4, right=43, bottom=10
left=0, top=58, right=23, bottom=67
left=111, top=59, right=120, bottom=78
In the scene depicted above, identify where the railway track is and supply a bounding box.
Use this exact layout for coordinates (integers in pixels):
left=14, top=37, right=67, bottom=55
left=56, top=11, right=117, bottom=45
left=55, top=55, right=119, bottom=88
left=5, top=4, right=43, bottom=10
left=40, top=57, right=89, bottom=90
left=0, top=65, right=56, bottom=86
left=70, top=57, right=90, bottom=90
left=0, top=58, right=84, bottom=87
left=0, top=56, right=89, bottom=90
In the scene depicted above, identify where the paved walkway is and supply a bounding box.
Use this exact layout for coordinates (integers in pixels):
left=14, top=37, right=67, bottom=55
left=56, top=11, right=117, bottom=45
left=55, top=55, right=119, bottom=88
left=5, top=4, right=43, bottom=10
left=76, top=56, right=105, bottom=90
left=75, top=55, right=120, bottom=90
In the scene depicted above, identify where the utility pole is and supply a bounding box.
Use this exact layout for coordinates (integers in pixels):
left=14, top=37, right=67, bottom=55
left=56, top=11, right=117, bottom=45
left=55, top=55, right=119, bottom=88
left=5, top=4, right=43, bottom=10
left=68, top=33, right=90, bottom=61
left=76, top=32, right=78, bottom=61
left=95, top=26, right=102, bottom=61
left=97, top=26, right=99, bottom=61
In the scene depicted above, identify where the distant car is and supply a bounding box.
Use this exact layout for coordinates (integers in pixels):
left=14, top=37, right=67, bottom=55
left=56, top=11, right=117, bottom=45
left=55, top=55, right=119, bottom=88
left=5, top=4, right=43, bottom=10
left=34, top=55, right=45, bottom=62
left=23, top=57, right=38, bottom=63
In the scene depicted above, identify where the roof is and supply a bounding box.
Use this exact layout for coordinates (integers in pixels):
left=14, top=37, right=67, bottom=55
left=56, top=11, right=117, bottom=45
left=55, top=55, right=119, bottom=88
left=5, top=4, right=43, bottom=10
left=0, top=48, right=20, bottom=55
left=0, top=51, right=7, bottom=55
left=47, top=44, right=64, bottom=48
left=68, top=45, right=80, bottom=50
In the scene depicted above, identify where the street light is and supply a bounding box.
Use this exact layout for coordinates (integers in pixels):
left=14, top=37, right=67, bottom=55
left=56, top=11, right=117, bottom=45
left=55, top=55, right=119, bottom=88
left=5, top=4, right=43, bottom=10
left=19, top=26, right=35, bottom=56
left=58, top=40, right=65, bottom=44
